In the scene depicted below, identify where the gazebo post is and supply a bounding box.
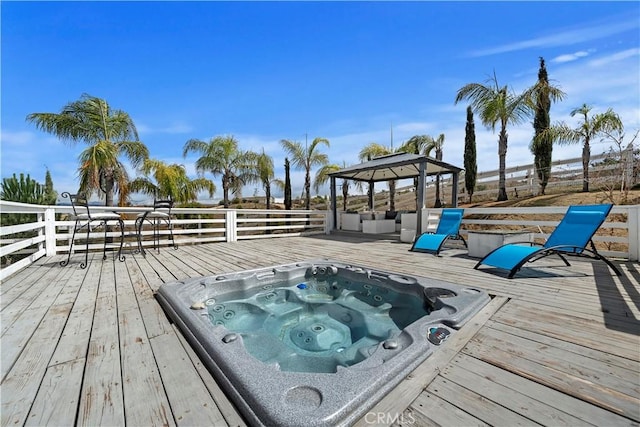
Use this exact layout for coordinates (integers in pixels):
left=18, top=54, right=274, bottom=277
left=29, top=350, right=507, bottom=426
left=330, top=176, right=337, bottom=230
left=368, top=181, right=374, bottom=211
left=416, top=161, right=426, bottom=234
left=451, top=172, right=459, bottom=207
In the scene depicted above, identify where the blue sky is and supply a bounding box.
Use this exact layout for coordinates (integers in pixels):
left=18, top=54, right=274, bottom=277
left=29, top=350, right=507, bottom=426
left=2, top=1, right=639, bottom=203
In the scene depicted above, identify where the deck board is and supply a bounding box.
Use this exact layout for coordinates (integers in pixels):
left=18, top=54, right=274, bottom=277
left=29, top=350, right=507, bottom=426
left=423, top=376, right=537, bottom=426
left=1, top=300, right=74, bottom=427
left=485, top=320, right=639, bottom=373
left=1, top=269, right=68, bottom=379
left=24, top=358, right=85, bottom=426
left=115, top=257, right=175, bottom=427
left=463, top=328, right=639, bottom=419
left=493, top=300, right=640, bottom=358
left=174, top=325, right=247, bottom=427
left=48, top=259, right=101, bottom=365
left=448, top=353, right=633, bottom=426
left=126, top=254, right=176, bottom=338
left=1, top=256, right=72, bottom=336
left=398, top=392, right=489, bottom=427
left=148, top=332, right=229, bottom=426
left=438, top=360, right=591, bottom=426
left=77, top=260, right=125, bottom=427
left=1, top=234, right=638, bottom=427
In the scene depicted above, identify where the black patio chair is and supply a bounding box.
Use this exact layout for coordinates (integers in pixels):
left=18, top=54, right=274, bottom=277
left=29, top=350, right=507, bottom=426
left=135, top=197, right=178, bottom=255
left=60, top=192, right=125, bottom=268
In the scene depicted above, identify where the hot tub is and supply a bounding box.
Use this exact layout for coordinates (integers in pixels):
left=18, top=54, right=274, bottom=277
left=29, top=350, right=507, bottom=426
left=156, top=259, right=490, bottom=426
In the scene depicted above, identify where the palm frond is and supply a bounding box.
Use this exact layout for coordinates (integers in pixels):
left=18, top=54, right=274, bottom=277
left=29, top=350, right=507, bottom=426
left=359, top=143, right=391, bottom=161
left=280, top=139, right=306, bottom=169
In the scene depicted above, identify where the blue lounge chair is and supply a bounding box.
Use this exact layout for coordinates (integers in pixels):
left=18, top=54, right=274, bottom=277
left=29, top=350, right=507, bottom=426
left=474, top=204, right=622, bottom=279
left=410, top=208, right=467, bottom=255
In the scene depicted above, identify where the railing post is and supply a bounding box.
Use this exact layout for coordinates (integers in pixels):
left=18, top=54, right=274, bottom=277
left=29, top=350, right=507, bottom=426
left=44, top=207, right=57, bottom=256
left=324, top=210, right=332, bottom=234
left=627, top=205, right=639, bottom=261
left=226, top=210, right=237, bottom=243
left=37, top=212, right=44, bottom=254
left=528, top=167, right=536, bottom=196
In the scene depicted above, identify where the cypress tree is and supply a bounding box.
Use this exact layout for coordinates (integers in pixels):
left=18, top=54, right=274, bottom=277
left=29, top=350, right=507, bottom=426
left=463, top=106, right=477, bottom=203
left=532, top=57, right=552, bottom=195
left=44, top=168, right=57, bottom=205
left=284, top=158, right=292, bottom=210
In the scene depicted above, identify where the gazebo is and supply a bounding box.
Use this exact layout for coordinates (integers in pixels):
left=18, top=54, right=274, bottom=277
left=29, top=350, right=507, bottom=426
left=327, top=153, right=463, bottom=233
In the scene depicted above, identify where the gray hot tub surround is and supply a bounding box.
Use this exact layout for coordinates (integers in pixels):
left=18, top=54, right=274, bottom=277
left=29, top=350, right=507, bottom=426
left=156, top=259, right=490, bottom=427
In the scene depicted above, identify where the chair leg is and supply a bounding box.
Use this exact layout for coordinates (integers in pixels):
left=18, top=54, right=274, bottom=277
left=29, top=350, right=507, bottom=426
left=116, top=219, right=125, bottom=262
left=555, top=252, right=572, bottom=266
left=99, top=220, right=126, bottom=262
left=588, top=240, right=622, bottom=276
left=82, top=221, right=91, bottom=269
left=135, top=217, right=146, bottom=256
left=157, top=219, right=162, bottom=252
left=154, top=218, right=160, bottom=253
left=167, top=219, right=178, bottom=249
left=596, top=254, right=622, bottom=276
left=60, top=221, right=79, bottom=267
left=102, top=220, right=109, bottom=261
left=136, top=215, right=177, bottom=254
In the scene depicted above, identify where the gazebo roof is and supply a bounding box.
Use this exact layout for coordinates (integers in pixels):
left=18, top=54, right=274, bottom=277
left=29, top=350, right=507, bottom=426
left=328, top=153, right=463, bottom=182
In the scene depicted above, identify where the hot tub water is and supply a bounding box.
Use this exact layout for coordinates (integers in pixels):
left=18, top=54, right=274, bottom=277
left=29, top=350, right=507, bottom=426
left=202, top=276, right=430, bottom=373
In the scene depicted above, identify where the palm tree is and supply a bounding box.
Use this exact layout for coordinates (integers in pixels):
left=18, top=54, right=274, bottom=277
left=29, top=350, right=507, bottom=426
left=26, top=93, right=148, bottom=206
left=280, top=137, right=330, bottom=210
left=359, top=143, right=398, bottom=211
left=314, top=162, right=359, bottom=211
left=256, top=151, right=283, bottom=210
left=455, top=73, right=557, bottom=201
left=129, top=158, right=216, bottom=204
left=401, top=135, right=435, bottom=156
left=183, top=135, right=257, bottom=208
left=542, top=104, right=622, bottom=192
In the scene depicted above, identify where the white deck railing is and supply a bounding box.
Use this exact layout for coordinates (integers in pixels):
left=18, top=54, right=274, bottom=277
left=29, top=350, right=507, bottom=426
left=0, top=201, right=331, bottom=281
left=1, top=200, right=638, bottom=281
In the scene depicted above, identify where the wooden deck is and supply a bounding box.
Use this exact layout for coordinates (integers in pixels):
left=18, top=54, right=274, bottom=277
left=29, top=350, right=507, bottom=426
left=1, top=233, right=639, bottom=427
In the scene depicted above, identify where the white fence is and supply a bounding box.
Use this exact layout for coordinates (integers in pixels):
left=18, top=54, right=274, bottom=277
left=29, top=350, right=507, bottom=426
left=1, top=200, right=638, bottom=281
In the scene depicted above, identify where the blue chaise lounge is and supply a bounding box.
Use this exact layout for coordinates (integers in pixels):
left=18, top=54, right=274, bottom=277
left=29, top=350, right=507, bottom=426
left=410, top=208, right=467, bottom=255
left=474, top=203, right=622, bottom=279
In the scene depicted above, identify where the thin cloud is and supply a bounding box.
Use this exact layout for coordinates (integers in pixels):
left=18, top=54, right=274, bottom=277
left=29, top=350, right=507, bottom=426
left=1, top=130, right=41, bottom=146
left=552, top=50, right=592, bottom=63
left=469, top=17, right=638, bottom=57
left=587, top=48, right=640, bottom=67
